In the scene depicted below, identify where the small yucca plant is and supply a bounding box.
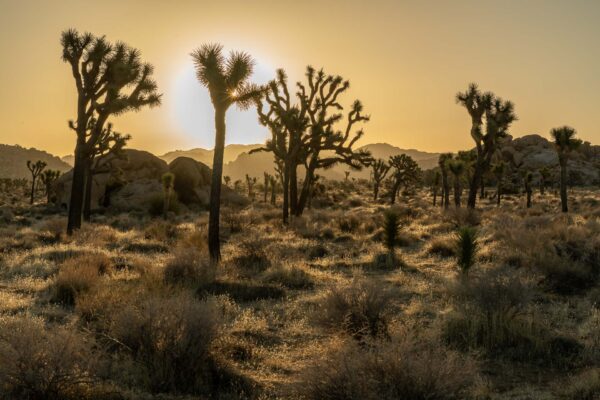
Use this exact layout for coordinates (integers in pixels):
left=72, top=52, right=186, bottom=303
left=383, top=210, right=400, bottom=253
left=456, top=226, right=478, bottom=276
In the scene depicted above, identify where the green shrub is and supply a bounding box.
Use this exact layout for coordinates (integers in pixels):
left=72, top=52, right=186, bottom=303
left=317, top=277, right=391, bottom=339
left=456, top=226, right=478, bottom=275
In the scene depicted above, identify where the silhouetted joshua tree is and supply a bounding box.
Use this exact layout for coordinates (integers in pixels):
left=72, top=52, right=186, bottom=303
left=491, top=162, right=505, bottom=206
left=371, top=159, right=390, bottom=201
left=550, top=126, right=582, bottom=212
left=432, top=170, right=441, bottom=206
left=438, top=153, right=452, bottom=209
left=223, top=176, right=231, bottom=187
left=524, top=171, right=533, bottom=208
left=192, top=43, right=263, bottom=263
left=253, top=67, right=371, bottom=222
left=245, top=174, right=257, bottom=200
left=456, top=83, right=516, bottom=208
left=539, top=167, right=551, bottom=195
left=83, top=122, right=131, bottom=221
left=61, top=29, right=161, bottom=235
left=388, top=154, right=420, bottom=205
left=263, top=172, right=270, bottom=202
left=448, top=159, right=465, bottom=207
left=269, top=175, right=277, bottom=205
left=40, top=170, right=61, bottom=204
left=26, top=160, right=46, bottom=204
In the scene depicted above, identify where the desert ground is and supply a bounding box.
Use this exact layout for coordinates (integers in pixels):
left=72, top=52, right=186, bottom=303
left=0, top=180, right=598, bottom=400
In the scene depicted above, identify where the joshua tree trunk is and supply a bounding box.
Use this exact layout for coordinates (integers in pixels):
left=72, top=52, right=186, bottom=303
left=559, top=159, right=568, bottom=212
left=83, top=162, right=93, bottom=222
left=540, top=179, right=545, bottom=195
left=290, top=164, right=298, bottom=215
left=282, top=162, right=290, bottom=224
left=526, top=188, right=532, bottom=208
left=374, top=182, right=380, bottom=201
left=270, top=183, right=276, bottom=205
left=67, top=142, right=87, bottom=235
left=479, top=175, right=485, bottom=199
left=467, top=163, right=483, bottom=209
left=208, top=107, right=226, bottom=263
left=29, top=178, right=36, bottom=205
left=454, top=179, right=461, bottom=207
left=442, top=173, right=450, bottom=209
left=390, top=181, right=400, bottom=205
left=432, top=187, right=437, bottom=206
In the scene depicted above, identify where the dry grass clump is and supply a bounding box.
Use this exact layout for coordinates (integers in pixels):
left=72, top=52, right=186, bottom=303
left=297, top=334, right=476, bottom=400
left=49, top=253, right=112, bottom=306
left=317, top=276, right=392, bottom=339
left=261, top=264, right=314, bottom=289
left=231, top=238, right=271, bottom=274
left=443, top=270, right=581, bottom=363
left=427, top=235, right=456, bottom=257
left=109, top=293, right=251, bottom=396
left=163, top=246, right=215, bottom=286
left=0, top=316, right=98, bottom=400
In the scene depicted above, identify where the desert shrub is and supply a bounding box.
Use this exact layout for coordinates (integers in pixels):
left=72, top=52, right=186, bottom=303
left=109, top=293, right=250, bottom=396
left=222, top=210, right=255, bottom=234
left=148, top=192, right=180, bottom=217
left=0, top=316, right=98, bottom=400
left=317, top=277, right=392, bottom=339
left=262, top=265, right=314, bottom=289
left=539, top=256, right=598, bottom=295
left=428, top=236, right=456, bottom=258
left=143, top=220, right=178, bottom=243
left=443, top=270, right=580, bottom=363
left=562, top=368, right=600, bottom=400
left=164, top=247, right=215, bottom=286
left=337, top=215, right=361, bottom=233
left=49, top=255, right=109, bottom=306
left=371, top=251, right=402, bottom=270
left=122, top=240, right=169, bottom=254
left=231, top=239, right=271, bottom=273
left=308, top=243, right=328, bottom=259
left=456, top=226, right=478, bottom=276
left=383, top=210, right=400, bottom=252
left=297, top=335, right=476, bottom=400
left=444, top=207, right=481, bottom=227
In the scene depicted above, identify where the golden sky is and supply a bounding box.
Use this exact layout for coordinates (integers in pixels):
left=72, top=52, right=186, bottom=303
left=1, top=0, right=599, bottom=156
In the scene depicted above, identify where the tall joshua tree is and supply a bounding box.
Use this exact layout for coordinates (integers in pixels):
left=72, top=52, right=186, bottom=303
left=371, top=159, right=390, bottom=201
left=524, top=171, right=533, bottom=208
left=61, top=29, right=161, bottom=235
left=263, top=172, right=270, bottom=202
left=26, top=160, right=47, bottom=204
left=456, top=83, right=516, bottom=208
left=539, top=167, right=551, bottom=195
left=269, top=175, right=277, bottom=205
left=192, top=44, right=263, bottom=263
left=448, top=159, right=465, bottom=207
left=40, top=170, right=61, bottom=204
left=438, top=153, right=452, bottom=209
left=550, top=126, right=582, bottom=212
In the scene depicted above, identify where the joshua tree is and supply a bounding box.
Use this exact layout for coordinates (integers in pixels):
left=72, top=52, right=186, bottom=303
left=456, top=226, right=478, bottom=276
left=252, top=67, right=371, bottom=222
left=438, top=153, right=452, bottom=209
left=448, top=159, right=465, bottom=207
left=491, top=162, right=505, bottom=206
left=40, top=169, right=60, bottom=204
left=432, top=170, right=441, bottom=206
left=83, top=122, right=131, bottom=221
left=161, top=172, right=175, bottom=219
left=371, top=159, right=390, bottom=201
left=61, top=29, right=161, bottom=235
left=456, top=83, right=516, bottom=208
left=26, top=160, right=47, bottom=204
left=192, top=44, right=263, bottom=263
left=388, top=154, right=420, bottom=204
left=223, top=176, right=231, bottom=187
left=550, top=126, right=581, bottom=212
left=245, top=174, right=257, bottom=200
left=269, top=175, right=277, bottom=205
left=538, top=167, right=551, bottom=195
left=344, top=171, right=350, bottom=182
left=263, top=172, right=270, bottom=202
left=524, top=171, right=533, bottom=208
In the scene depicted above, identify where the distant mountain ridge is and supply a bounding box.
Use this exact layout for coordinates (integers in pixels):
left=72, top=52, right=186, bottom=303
left=0, top=144, right=71, bottom=180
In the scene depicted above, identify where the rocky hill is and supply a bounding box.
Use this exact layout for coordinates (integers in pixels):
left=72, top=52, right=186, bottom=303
left=160, top=144, right=262, bottom=165
left=0, top=144, right=71, bottom=179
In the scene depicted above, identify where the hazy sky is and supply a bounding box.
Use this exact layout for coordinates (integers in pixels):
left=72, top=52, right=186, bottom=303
left=1, top=0, right=599, bottom=156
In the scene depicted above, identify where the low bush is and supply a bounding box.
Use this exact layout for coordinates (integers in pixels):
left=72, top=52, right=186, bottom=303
left=262, top=265, right=314, bottom=289
left=297, top=335, right=476, bottom=400
left=49, top=254, right=111, bottom=306
left=0, top=316, right=98, bottom=400
left=164, top=247, right=215, bottom=286
left=317, top=277, right=392, bottom=339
